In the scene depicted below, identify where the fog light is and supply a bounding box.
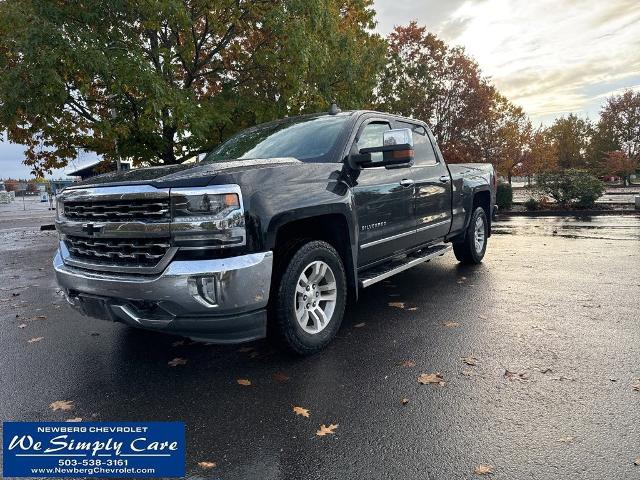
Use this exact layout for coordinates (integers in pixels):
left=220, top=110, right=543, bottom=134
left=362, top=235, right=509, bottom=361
left=188, top=276, right=218, bottom=307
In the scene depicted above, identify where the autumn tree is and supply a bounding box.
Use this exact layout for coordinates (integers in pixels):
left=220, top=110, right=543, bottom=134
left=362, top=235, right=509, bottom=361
left=0, top=0, right=386, bottom=174
left=589, top=90, right=640, bottom=180
left=547, top=114, right=592, bottom=170
left=604, top=150, right=637, bottom=186
left=517, top=127, right=558, bottom=182
left=374, top=22, right=496, bottom=163
left=479, top=93, right=531, bottom=183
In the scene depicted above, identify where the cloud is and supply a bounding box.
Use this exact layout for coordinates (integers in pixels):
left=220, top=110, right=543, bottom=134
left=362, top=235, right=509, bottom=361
left=373, top=0, right=469, bottom=35
left=373, top=0, right=640, bottom=123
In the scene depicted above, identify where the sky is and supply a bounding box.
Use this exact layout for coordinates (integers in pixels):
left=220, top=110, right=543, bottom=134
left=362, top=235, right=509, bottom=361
left=373, top=0, right=640, bottom=123
left=1, top=0, right=639, bottom=179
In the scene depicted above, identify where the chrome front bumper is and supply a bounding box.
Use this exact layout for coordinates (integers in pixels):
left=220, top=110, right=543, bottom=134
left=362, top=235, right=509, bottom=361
left=53, top=242, right=273, bottom=343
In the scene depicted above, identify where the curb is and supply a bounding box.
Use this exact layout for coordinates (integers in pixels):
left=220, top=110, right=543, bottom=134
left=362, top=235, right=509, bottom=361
left=498, top=210, right=639, bottom=217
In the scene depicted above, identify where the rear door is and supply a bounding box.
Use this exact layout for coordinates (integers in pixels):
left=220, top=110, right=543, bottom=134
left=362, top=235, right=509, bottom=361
left=351, top=118, right=417, bottom=267
left=396, top=121, right=452, bottom=245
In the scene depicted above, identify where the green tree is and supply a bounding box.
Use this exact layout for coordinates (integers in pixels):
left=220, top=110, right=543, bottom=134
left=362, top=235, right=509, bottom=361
left=547, top=114, right=592, bottom=170
left=536, top=169, right=604, bottom=208
left=0, top=0, right=386, bottom=174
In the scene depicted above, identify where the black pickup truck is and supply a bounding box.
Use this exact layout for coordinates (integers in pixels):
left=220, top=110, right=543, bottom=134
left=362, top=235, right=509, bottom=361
left=54, top=109, right=497, bottom=354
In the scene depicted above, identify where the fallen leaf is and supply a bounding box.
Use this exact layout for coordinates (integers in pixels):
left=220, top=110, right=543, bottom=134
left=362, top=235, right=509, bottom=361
left=540, top=368, right=553, bottom=374
left=167, top=357, right=187, bottom=367
left=28, top=337, right=44, bottom=344
left=237, top=346, right=254, bottom=353
left=237, top=378, right=252, bottom=386
left=557, top=436, right=575, bottom=443
left=388, top=302, right=405, bottom=309
left=461, top=369, right=475, bottom=377
left=504, top=370, right=529, bottom=381
left=12, top=292, right=20, bottom=297
left=316, top=424, right=338, bottom=436
left=354, top=322, right=366, bottom=328
left=198, top=461, right=217, bottom=469
left=293, top=406, right=310, bottom=418
left=407, top=307, right=418, bottom=311
left=400, top=360, right=416, bottom=368
left=443, top=321, right=460, bottom=328
left=401, top=398, right=409, bottom=405
left=50, top=400, right=74, bottom=411
left=474, top=464, right=494, bottom=475
left=33, top=315, right=47, bottom=320
left=417, top=373, right=445, bottom=385
left=461, top=356, right=479, bottom=366
left=634, top=457, right=640, bottom=466
left=632, top=380, right=640, bottom=392
left=273, top=371, right=290, bottom=382
left=18, top=323, right=27, bottom=329
left=66, top=418, right=82, bottom=422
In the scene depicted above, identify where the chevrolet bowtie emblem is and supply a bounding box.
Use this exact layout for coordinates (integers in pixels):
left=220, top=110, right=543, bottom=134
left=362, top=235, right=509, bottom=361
left=81, top=223, right=104, bottom=235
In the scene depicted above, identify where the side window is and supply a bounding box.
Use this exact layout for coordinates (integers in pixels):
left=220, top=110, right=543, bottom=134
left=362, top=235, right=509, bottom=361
left=356, top=122, right=390, bottom=164
left=398, top=122, right=438, bottom=166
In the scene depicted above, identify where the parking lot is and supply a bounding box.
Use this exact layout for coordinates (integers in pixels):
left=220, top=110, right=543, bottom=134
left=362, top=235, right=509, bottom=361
left=1, top=203, right=639, bottom=479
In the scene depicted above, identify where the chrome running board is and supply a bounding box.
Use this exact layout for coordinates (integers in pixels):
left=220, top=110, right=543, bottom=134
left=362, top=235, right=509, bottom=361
left=359, top=243, right=452, bottom=288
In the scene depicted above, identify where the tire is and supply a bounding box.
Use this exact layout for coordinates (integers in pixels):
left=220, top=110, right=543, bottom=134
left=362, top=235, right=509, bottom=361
left=453, top=207, right=488, bottom=264
left=274, top=240, right=347, bottom=355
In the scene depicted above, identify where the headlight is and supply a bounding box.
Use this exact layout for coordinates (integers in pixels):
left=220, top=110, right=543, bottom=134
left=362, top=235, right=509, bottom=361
left=55, top=196, right=64, bottom=221
left=170, top=186, right=246, bottom=248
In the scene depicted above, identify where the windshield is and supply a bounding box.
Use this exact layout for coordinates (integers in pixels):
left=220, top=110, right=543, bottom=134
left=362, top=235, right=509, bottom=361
left=203, top=115, right=349, bottom=163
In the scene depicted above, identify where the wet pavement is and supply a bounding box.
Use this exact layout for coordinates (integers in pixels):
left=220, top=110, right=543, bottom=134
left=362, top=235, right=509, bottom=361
left=1, top=212, right=639, bottom=479
left=512, top=186, right=640, bottom=205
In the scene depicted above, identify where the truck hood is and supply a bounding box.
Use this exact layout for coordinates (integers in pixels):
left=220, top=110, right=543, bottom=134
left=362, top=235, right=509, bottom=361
left=72, top=157, right=302, bottom=188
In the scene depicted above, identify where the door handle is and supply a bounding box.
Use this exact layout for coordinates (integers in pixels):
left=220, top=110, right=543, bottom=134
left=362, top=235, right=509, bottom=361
left=439, top=175, right=450, bottom=183
left=399, top=179, right=415, bottom=187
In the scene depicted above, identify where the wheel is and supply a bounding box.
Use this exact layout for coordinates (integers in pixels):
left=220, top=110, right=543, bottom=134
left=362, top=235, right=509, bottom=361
left=274, top=240, right=347, bottom=355
left=453, top=207, right=488, bottom=264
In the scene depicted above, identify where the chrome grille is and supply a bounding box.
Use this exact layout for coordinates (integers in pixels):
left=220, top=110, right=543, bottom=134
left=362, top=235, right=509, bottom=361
left=63, top=199, right=170, bottom=222
left=65, top=235, right=171, bottom=267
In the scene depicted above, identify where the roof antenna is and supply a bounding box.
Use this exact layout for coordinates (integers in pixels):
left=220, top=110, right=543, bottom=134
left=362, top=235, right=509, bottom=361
left=329, top=100, right=341, bottom=115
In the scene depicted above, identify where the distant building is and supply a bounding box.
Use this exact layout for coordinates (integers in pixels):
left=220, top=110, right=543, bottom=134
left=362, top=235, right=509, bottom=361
left=67, top=160, right=131, bottom=180
left=49, top=178, right=76, bottom=194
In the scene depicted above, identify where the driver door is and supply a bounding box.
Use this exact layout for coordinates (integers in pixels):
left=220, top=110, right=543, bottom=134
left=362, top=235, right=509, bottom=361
left=350, top=119, right=417, bottom=268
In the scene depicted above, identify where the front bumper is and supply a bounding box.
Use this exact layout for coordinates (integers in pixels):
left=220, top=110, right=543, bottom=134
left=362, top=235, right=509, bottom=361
left=53, top=243, right=273, bottom=343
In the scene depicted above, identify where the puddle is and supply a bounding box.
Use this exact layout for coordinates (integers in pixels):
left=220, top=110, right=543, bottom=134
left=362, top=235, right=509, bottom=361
left=494, top=215, right=640, bottom=241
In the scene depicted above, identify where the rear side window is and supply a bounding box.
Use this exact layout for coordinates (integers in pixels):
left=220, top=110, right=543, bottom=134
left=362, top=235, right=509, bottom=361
left=398, top=122, right=438, bottom=166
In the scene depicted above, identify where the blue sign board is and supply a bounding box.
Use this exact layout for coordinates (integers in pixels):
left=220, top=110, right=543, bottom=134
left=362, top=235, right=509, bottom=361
left=3, top=422, right=185, bottom=478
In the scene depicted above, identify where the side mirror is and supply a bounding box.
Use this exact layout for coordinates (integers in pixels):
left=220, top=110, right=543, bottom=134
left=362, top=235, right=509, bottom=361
left=353, top=128, right=415, bottom=169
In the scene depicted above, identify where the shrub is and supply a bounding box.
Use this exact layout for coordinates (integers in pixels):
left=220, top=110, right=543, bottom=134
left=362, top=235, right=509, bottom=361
left=536, top=169, right=605, bottom=208
left=496, top=182, right=513, bottom=210
left=524, top=198, right=539, bottom=211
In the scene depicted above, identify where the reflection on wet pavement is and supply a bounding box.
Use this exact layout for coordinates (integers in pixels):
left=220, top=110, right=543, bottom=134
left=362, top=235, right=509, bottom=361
left=493, top=215, right=640, bottom=241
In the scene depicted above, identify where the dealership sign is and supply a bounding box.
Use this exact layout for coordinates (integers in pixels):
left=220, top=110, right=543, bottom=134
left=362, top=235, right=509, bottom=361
left=3, top=422, right=185, bottom=477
